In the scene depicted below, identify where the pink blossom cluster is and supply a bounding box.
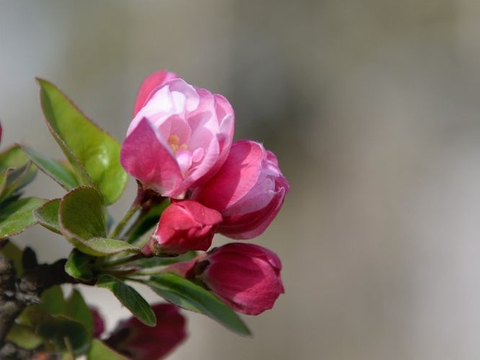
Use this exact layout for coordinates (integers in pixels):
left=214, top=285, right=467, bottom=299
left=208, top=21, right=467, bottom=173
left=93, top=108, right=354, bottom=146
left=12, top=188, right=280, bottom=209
left=121, top=70, right=289, bottom=316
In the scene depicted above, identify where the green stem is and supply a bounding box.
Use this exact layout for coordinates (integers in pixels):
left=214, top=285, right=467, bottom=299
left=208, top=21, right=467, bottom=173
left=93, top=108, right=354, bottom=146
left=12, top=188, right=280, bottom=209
left=104, top=253, right=144, bottom=268
left=109, top=203, right=141, bottom=239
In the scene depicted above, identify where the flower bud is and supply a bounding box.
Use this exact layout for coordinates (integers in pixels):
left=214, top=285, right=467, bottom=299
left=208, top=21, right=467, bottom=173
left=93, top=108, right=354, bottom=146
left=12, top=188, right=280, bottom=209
left=192, top=140, right=289, bottom=239
left=142, top=200, right=222, bottom=255
left=200, top=243, right=284, bottom=315
left=121, top=72, right=235, bottom=198
left=106, top=303, right=187, bottom=360
left=90, top=307, right=105, bottom=339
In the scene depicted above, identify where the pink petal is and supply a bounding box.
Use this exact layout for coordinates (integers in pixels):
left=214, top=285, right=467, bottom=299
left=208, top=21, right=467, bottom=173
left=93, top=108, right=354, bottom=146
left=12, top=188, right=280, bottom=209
left=133, top=70, right=178, bottom=116
left=120, top=118, right=183, bottom=197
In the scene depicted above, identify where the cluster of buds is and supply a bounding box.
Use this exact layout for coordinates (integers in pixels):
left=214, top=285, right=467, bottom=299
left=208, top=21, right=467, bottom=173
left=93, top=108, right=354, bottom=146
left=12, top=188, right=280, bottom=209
left=121, top=70, right=289, bottom=315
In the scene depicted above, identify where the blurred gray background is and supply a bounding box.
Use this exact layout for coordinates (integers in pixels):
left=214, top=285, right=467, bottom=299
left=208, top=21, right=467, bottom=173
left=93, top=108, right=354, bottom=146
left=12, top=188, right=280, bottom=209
left=2, top=1, right=480, bottom=359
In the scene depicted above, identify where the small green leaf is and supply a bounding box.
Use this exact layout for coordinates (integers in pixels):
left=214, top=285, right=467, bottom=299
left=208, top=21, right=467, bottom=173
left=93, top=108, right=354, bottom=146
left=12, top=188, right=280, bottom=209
left=96, top=275, right=156, bottom=326
left=88, top=339, right=128, bottom=360
left=149, top=273, right=250, bottom=335
left=22, top=146, right=78, bottom=190
left=34, top=198, right=61, bottom=234
left=28, top=311, right=89, bottom=354
left=65, top=250, right=95, bottom=282
left=37, top=286, right=66, bottom=315
left=59, top=186, right=107, bottom=240
left=6, top=324, right=43, bottom=350
left=65, top=289, right=94, bottom=339
left=0, top=145, right=29, bottom=169
left=0, top=163, right=37, bottom=202
left=37, top=79, right=128, bottom=205
left=59, top=186, right=138, bottom=256
left=0, top=197, right=47, bottom=239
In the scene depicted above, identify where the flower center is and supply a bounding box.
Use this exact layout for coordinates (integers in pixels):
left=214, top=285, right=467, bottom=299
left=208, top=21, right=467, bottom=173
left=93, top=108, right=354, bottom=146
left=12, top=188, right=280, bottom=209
left=168, top=135, right=188, bottom=154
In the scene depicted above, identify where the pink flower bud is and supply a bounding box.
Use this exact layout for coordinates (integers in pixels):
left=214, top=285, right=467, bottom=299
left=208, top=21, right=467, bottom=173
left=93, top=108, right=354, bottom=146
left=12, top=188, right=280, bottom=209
left=192, top=140, right=289, bottom=239
left=142, top=200, right=222, bottom=255
left=121, top=72, right=235, bottom=198
left=106, top=303, right=187, bottom=360
left=201, top=243, right=284, bottom=315
left=90, top=307, right=105, bottom=338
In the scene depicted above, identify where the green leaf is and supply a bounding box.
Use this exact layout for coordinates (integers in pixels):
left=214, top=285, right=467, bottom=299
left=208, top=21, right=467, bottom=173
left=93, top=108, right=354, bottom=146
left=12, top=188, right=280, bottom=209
left=34, top=198, right=61, bottom=234
left=96, top=275, right=156, bottom=326
left=59, top=186, right=138, bottom=256
left=65, top=250, right=95, bottom=282
left=88, top=339, right=128, bottom=360
left=59, top=186, right=107, bottom=240
left=38, top=79, right=128, bottom=205
left=149, top=273, right=251, bottom=335
left=22, top=146, right=78, bottom=190
left=0, top=146, right=37, bottom=201
left=27, top=310, right=89, bottom=354
left=0, top=163, right=37, bottom=203
left=37, top=286, right=66, bottom=315
left=6, top=324, right=43, bottom=350
left=0, top=145, right=29, bottom=169
left=0, top=197, right=47, bottom=239
left=65, top=289, right=94, bottom=339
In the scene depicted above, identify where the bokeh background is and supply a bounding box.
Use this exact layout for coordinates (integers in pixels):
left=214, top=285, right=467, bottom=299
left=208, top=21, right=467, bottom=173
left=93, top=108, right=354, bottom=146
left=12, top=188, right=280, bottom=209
left=2, top=1, right=480, bottom=359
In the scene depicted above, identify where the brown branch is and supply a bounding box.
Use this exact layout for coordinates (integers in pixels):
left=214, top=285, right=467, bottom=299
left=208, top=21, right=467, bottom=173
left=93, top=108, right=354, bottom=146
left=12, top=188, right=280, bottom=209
left=0, top=248, right=78, bottom=355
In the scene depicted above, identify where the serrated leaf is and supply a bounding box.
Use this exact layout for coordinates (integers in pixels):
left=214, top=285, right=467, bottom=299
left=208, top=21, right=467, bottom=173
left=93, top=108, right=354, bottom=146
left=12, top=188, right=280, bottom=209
left=88, top=339, right=128, bottom=360
left=38, top=79, right=128, bottom=205
left=22, top=146, right=78, bottom=190
left=34, top=198, right=61, bottom=234
left=59, top=186, right=107, bottom=240
left=59, top=186, right=138, bottom=256
left=96, top=275, right=156, bottom=326
left=0, top=197, right=47, bottom=239
left=0, top=145, right=29, bottom=169
left=65, top=250, right=95, bottom=282
left=149, top=273, right=250, bottom=335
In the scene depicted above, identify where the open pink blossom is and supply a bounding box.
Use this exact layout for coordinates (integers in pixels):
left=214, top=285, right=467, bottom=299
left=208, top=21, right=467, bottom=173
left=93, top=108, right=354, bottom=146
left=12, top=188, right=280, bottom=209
left=106, top=303, right=187, bottom=360
left=142, top=200, right=222, bottom=255
left=121, top=72, right=235, bottom=198
left=192, top=140, right=289, bottom=239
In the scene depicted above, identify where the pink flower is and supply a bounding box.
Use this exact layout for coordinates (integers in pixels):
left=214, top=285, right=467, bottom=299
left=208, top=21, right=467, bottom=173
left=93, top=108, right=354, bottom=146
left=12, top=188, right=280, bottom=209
left=106, top=303, right=187, bottom=360
left=142, top=200, right=222, bottom=255
left=0, top=121, right=2, bottom=143
left=121, top=71, right=235, bottom=198
left=90, top=307, right=105, bottom=338
left=202, top=243, right=284, bottom=315
left=192, top=140, right=289, bottom=239
left=164, top=243, right=284, bottom=315
left=133, top=70, right=178, bottom=116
